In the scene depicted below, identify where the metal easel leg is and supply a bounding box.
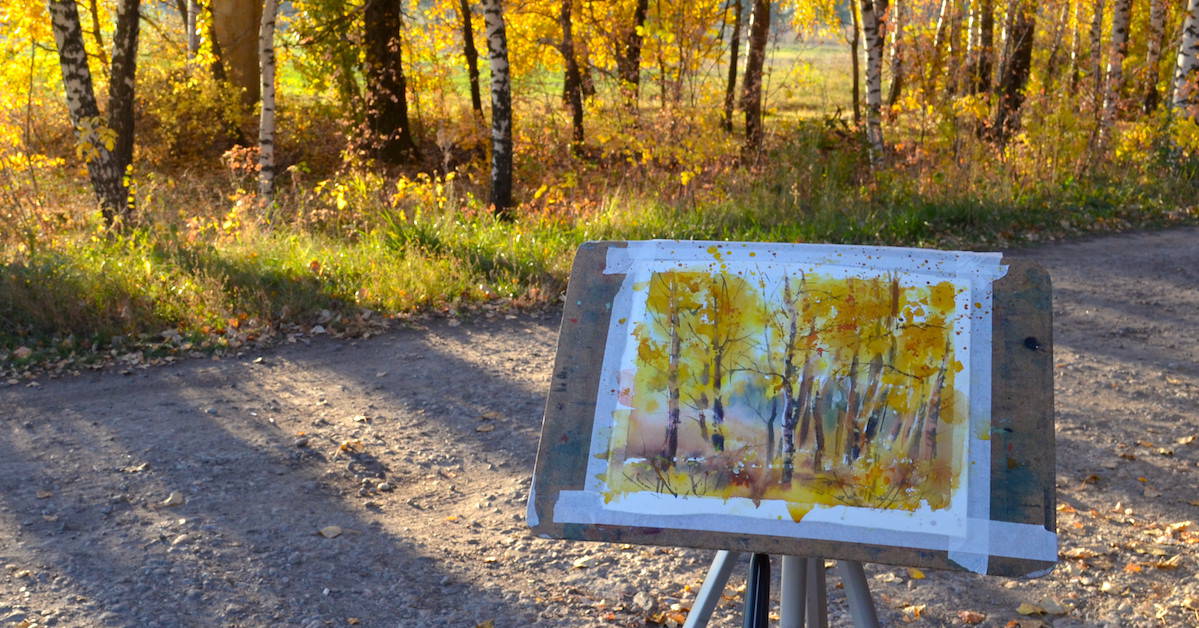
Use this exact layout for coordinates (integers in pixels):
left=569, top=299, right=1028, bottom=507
left=742, top=553, right=772, bottom=628
left=835, top=560, right=880, bottom=628
left=779, top=556, right=808, bottom=628
left=805, top=557, right=828, bottom=628
left=683, top=550, right=741, bottom=628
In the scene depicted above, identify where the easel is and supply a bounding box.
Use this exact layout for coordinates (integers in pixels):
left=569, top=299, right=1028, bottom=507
left=683, top=551, right=879, bottom=628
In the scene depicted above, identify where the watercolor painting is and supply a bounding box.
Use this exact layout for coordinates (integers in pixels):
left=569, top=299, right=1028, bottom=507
left=589, top=243, right=994, bottom=525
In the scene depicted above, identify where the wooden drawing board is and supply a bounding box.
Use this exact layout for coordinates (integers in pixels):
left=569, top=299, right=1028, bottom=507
left=528, top=241, right=1055, bottom=577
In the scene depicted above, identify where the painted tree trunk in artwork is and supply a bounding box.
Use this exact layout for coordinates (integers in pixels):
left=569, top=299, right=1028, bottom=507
left=456, top=0, right=484, bottom=116
left=663, top=284, right=683, bottom=465
left=616, top=0, right=649, bottom=105
left=187, top=0, right=199, bottom=58
left=1173, top=0, right=1199, bottom=118
left=919, top=366, right=946, bottom=461
left=108, top=0, right=140, bottom=208
left=364, top=0, right=416, bottom=164
left=1142, top=0, right=1167, bottom=112
left=741, top=0, right=771, bottom=149
left=722, top=0, right=744, bottom=131
left=887, top=0, right=905, bottom=106
left=709, top=299, right=727, bottom=453
left=258, top=0, right=278, bottom=199
left=990, top=0, right=1035, bottom=142
left=861, top=0, right=888, bottom=164
left=47, top=0, right=126, bottom=224
left=559, top=0, right=585, bottom=148
left=211, top=0, right=263, bottom=106
left=482, top=0, right=513, bottom=214
left=1101, top=0, right=1132, bottom=129
left=1088, top=0, right=1107, bottom=109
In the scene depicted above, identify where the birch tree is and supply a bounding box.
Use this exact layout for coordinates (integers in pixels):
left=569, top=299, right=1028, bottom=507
left=861, top=0, right=889, bottom=164
left=616, top=0, right=650, bottom=105
left=108, top=0, right=139, bottom=207
left=47, top=0, right=131, bottom=224
left=482, top=0, right=513, bottom=214
left=258, top=0, right=279, bottom=199
left=1101, top=0, right=1132, bottom=130
left=887, top=0, right=906, bottom=106
left=1173, top=0, right=1199, bottom=119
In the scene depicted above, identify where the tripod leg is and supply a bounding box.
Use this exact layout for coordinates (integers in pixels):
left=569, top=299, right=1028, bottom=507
left=780, top=556, right=808, bottom=628
left=835, top=560, right=880, bottom=628
left=683, top=550, right=741, bottom=628
left=805, top=557, right=828, bottom=628
left=742, top=553, right=771, bottom=628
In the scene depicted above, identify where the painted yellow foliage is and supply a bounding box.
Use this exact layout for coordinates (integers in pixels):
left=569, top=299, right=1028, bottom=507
left=604, top=268, right=971, bottom=519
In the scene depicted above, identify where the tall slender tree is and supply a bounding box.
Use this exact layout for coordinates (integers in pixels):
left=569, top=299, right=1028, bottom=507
left=258, top=0, right=279, bottom=199
left=455, top=0, right=484, bottom=117
left=1087, top=0, right=1108, bottom=110
left=990, top=0, right=1035, bottom=142
left=1173, top=0, right=1199, bottom=119
left=741, top=0, right=771, bottom=148
left=482, top=0, right=513, bottom=214
left=887, top=0, right=906, bottom=106
left=559, top=0, right=585, bottom=148
left=47, top=0, right=135, bottom=224
left=722, top=0, right=744, bottom=131
left=108, top=0, right=140, bottom=203
left=1101, top=0, right=1132, bottom=130
left=1142, top=0, right=1167, bottom=112
left=364, top=0, right=416, bottom=164
left=616, top=0, right=650, bottom=105
left=861, top=0, right=889, bottom=164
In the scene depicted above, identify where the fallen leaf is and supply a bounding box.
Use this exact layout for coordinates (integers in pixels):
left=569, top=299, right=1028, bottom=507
left=161, top=491, right=185, bottom=507
left=1155, top=554, right=1183, bottom=570
left=957, top=610, right=985, bottom=624
left=1081, top=474, right=1101, bottom=485
left=338, top=440, right=363, bottom=452
left=35, top=490, right=53, bottom=499
left=1177, top=435, right=1196, bottom=445
left=351, top=414, right=369, bottom=423
left=13, top=346, right=32, bottom=359
left=319, top=525, right=343, bottom=538
left=346, top=619, right=360, bottom=625
left=1123, top=562, right=1143, bottom=573
left=475, top=423, right=495, bottom=433
left=906, top=567, right=925, bottom=579
left=902, top=604, right=925, bottom=619
left=1017, top=602, right=1046, bottom=615
left=571, top=557, right=590, bottom=569
left=475, top=621, right=494, bottom=628
left=1061, top=547, right=1098, bottom=559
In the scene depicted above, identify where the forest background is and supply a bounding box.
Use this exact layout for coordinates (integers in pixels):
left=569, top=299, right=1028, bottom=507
left=1, top=0, right=1198, bottom=376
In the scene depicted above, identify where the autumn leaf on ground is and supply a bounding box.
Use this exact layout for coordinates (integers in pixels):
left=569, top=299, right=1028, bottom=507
left=1017, top=602, right=1046, bottom=615
left=1155, top=555, right=1183, bottom=569
left=906, top=567, right=925, bottom=579
left=318, top=525, right=343, bottom=538
left=957, top=609, right=985, bottom=624
left=475, top=621, right=494, bottom=628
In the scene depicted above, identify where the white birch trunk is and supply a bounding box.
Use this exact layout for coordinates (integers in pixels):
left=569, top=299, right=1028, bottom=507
left=258, top=0, right=278, bottom=199
left=1101, top=0, right=1131, bottom=127
left=861, top=0, right=888, bottom=163
left=1173, top=0, right=1199, bottom=117
left=47, top=0, right=126, bottom=223
left=482, top=0, right=513, bottom=213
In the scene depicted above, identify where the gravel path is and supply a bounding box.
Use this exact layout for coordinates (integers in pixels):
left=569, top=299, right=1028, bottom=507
left=2, top=229, right=1198, bottom=627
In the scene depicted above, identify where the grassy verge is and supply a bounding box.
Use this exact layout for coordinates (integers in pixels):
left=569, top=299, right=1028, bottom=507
left=3, top=123, right=1197, bottom=379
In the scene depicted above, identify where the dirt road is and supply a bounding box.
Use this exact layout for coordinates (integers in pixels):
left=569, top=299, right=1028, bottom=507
left=2, top=229, right=1198, bottom=627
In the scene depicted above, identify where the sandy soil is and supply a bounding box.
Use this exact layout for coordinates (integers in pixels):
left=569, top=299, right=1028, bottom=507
left=2, top=228, right=1198, bottom=627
